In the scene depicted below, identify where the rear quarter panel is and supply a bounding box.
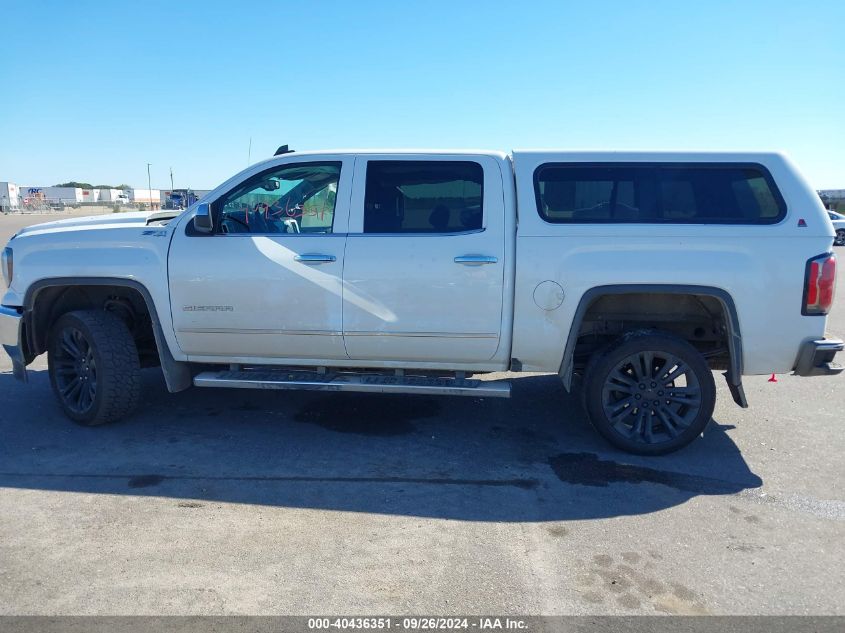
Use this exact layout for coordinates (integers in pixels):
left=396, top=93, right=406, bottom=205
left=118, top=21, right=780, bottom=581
left=511, top=151, right=835, bottom=375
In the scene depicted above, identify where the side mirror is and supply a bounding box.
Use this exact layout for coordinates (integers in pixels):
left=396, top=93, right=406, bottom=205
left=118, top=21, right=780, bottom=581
left=194, top=202, right=212, bottom=233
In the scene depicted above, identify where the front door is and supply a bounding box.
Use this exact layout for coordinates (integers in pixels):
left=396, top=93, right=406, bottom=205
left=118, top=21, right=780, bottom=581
left=169, top=157, right=352, bottom=361
left=342, top=156, right=506, bottom=363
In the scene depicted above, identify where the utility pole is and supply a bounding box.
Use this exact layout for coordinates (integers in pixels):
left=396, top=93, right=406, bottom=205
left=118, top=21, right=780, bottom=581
left=169, top=167, right=175, bottom=210
left=146, top=163, right=153, bottom=210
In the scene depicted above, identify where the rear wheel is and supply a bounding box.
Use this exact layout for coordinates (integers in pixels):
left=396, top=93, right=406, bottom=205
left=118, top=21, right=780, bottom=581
left=48, top=310, right=141, bottom=426
left=583, top=332, right=716, bottom=455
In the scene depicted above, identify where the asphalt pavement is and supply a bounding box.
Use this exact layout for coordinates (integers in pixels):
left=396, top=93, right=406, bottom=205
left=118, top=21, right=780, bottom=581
left=0, top=211, right=842, bottom=615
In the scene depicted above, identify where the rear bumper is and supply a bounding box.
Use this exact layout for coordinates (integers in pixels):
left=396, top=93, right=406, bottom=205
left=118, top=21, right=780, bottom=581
left=794, top=339, right=844, bottom=377
left=0, top=305, right=27, bottom=381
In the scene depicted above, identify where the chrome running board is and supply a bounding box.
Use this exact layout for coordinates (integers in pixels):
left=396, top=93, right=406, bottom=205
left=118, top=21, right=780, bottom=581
left=193, top=368, right=511, bottom=398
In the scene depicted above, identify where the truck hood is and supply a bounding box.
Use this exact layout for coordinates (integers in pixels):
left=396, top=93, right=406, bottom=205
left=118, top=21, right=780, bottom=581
left=11, top=212, right=157, bottom=239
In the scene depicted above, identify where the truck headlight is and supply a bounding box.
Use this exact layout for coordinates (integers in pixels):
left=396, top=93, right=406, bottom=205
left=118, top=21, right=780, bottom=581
left=1, top=247, right=12, bottom=287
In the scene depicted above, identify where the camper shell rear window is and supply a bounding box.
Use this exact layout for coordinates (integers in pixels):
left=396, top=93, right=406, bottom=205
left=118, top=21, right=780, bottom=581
left=534, top=163, right=786, bottom=224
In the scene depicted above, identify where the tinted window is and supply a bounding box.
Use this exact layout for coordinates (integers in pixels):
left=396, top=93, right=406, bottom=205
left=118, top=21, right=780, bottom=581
left=364, top=161, right=483, bottom=233
left=216, top=162, right=340, bottom=234
left=535, top=164, right=785, bottom=224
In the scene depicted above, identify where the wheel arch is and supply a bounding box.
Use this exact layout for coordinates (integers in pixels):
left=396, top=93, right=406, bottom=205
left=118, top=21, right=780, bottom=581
left=24, top=277, right=191, bottom=393
left=559, top=284, right=746, bottom=406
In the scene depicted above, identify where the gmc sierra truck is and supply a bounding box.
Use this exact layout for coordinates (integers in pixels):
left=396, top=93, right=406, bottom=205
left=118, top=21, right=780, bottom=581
left=1, top=150, right=842, bottom=454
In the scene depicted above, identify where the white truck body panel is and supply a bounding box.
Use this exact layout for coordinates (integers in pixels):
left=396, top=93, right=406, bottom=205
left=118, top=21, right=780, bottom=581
left=510, top=151, right=833, bottom=375
left=3, top=211, right=184, bottom=361
left=342, top=153, right=511, bottom=364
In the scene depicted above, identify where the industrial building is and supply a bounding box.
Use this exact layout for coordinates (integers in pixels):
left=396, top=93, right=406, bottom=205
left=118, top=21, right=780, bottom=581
left=0, top=181, right=205, bottom=212
left=1, top=182, right=130, bottom=211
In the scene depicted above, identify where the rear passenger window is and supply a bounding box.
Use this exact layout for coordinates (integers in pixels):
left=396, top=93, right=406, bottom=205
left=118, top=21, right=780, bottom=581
left=364, top=161, right=483, bottom=233
left=535, top=164, right=785, bottom=224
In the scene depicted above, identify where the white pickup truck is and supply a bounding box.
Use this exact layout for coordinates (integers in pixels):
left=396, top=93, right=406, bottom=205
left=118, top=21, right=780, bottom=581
left=1, top=149, right=842, bottom=454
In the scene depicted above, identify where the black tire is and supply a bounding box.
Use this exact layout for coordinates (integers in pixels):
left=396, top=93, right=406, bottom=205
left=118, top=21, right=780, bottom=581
left=835, top=229, right=845, bottom=247
left=47, top=310, right=141, bottom=426
left=582, top=332, right=716, bottom=455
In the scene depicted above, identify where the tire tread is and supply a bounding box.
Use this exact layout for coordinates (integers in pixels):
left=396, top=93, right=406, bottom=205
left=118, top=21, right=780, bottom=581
left=48, top=310, right=141, bottom=425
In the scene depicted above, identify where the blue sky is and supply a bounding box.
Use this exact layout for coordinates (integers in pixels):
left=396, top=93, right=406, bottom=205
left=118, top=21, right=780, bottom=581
left=1, top=1, right=842, bottom=189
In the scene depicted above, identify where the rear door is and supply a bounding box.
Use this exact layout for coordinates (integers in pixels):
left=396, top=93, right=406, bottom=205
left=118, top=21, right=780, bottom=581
left=342, top=154, right=506, bottom=363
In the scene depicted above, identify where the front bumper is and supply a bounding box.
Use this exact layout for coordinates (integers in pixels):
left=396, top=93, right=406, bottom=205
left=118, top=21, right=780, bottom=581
left=0, top=305, right=27, bottom=381
left=794, top=339, right=845, bottom=377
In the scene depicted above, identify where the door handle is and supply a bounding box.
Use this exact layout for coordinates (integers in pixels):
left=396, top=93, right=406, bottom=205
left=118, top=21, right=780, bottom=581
left=294, top=253, right=336, bottom=264
left=454, top=255, right=498, bottom=265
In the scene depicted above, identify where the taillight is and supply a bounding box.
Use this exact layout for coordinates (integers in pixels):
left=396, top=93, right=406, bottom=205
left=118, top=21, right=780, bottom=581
left=803, top=253, right=836, bottom=315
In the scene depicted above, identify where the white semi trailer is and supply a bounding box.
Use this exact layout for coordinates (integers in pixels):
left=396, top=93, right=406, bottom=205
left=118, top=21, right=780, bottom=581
left=0, top=182, right=21, bottom=212
left=130, top=189, right=161, bottom=209
left=27, top=187, right=83, bottom=205
left=99, top=189, right=130, bottom=204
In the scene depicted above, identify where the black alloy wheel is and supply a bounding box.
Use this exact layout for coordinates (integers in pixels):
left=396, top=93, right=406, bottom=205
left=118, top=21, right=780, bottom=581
left=583, top=332, right=717, bottom=455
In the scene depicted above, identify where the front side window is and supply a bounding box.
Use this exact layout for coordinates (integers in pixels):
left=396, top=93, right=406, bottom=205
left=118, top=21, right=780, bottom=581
left=535, top=163, right=785, bottom=224
left=216, top=162, right=340, bottom=234
left=364, top=161, right=483, bottom=233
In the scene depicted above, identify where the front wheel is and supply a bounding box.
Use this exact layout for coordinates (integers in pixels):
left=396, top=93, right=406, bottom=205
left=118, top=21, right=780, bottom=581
left=48, top=310, right=141, bottom=426
left=582, top=332, right=717, bottom=455
left=834, top=229, right=845, bottom=247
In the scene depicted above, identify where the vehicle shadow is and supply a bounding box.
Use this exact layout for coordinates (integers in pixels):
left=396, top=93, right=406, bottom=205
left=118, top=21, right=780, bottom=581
left=0, top=368, right=762, bottom=521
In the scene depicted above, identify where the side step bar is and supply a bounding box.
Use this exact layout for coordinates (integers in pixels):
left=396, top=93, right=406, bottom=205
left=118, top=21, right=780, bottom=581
left=193, top=369, right=512, bottom=398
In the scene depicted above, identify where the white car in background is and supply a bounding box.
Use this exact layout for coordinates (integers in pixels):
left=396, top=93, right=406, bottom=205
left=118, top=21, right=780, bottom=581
left=829, top=210, right=845, bottom=246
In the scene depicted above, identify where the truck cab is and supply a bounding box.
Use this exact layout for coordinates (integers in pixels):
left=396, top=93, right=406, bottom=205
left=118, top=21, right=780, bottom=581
left=170, top=151, right=514, bottom=370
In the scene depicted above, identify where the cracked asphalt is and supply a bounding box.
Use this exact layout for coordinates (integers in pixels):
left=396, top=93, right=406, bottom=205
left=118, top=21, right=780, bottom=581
left=0, top=211, right=842, bottom=615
